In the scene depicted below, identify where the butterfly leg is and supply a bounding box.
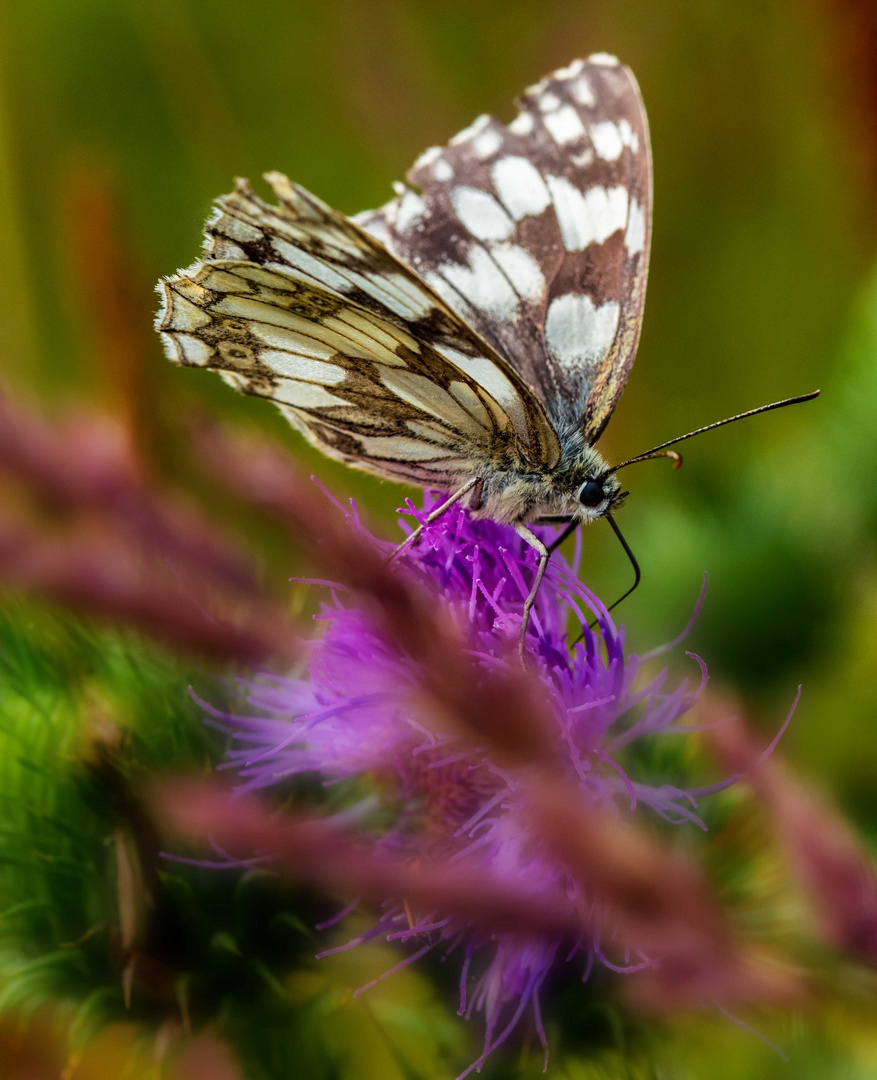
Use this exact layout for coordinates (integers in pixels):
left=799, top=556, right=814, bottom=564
left=514, top=523, right=550, bottom=660
left=388, top=477, right=480, bottom=565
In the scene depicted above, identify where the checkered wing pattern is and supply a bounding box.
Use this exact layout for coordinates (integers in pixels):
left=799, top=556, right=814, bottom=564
left=356, top=55, right=652, bottom=443
left=157, top=173, right=561, bottom=487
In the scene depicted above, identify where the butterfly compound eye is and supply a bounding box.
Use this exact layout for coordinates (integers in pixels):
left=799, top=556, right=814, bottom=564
left=579, top=479, right=605, bottom=508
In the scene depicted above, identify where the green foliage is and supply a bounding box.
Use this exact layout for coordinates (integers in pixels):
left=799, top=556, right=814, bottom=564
left=0, top=604, right=198, bottom=1034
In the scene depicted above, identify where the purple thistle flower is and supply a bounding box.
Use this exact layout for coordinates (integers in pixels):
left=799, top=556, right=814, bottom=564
left=210, top=491, right=715, bottom=1075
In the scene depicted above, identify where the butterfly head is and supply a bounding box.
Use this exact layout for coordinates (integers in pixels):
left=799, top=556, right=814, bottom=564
left=544, top=441, right=624, bottom=525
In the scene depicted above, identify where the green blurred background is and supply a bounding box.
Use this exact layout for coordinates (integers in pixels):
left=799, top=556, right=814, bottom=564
left=1, top=0, right=876, bottom=1075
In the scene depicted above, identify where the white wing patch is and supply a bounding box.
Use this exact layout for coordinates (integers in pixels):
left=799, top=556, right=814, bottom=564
left=625, top=199, right=647, bottom=257
left=450, top=187, right=515, bottom=241
left=544, top=178, right=630, bottom=252
left=489, top=244, right=546, bottom=302
left=590, top=119, right=639, bottom=161
left=545, top=294, right=621, bottom=371
left=491, top=156, right=552, bottom=220
left=543, top=105, right=587, bottom=145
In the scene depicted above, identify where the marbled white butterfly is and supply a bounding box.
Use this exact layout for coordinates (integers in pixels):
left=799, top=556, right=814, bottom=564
left=156, top=54, right=817, bottom=652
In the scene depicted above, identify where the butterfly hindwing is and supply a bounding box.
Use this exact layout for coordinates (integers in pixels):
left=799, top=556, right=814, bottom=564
left=356, top=55, right=651, bottom=443
left=157, top=174, right=561, bottom=484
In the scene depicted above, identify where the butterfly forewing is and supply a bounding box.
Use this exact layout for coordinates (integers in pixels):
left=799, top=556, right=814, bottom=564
left=356, top=55, right=651, bottom=442
left=157, top=174, right=561, bottom=485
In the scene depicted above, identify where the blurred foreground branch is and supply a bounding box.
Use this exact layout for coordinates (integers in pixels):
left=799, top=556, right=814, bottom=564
left=0, top=389, right=298, bottom=665
left=711, top=714, right=877, bottom=963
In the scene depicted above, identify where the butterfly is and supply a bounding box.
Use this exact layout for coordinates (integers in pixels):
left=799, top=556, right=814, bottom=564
left=155, top=54, right=816, bottom=653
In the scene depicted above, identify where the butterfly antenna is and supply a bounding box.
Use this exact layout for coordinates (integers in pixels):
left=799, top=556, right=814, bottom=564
left=610, top=390, right=820, bottom=473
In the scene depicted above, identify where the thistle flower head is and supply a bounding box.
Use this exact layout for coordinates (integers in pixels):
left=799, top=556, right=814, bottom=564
left=212, top=492, right=712, bottom=1073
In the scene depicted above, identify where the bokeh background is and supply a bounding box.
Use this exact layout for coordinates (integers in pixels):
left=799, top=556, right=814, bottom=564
left=1, top=0, right=877, bottom=1076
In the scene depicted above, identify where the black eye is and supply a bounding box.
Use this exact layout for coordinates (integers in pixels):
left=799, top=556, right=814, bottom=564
left=579, top=479, right=605, bottom=508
